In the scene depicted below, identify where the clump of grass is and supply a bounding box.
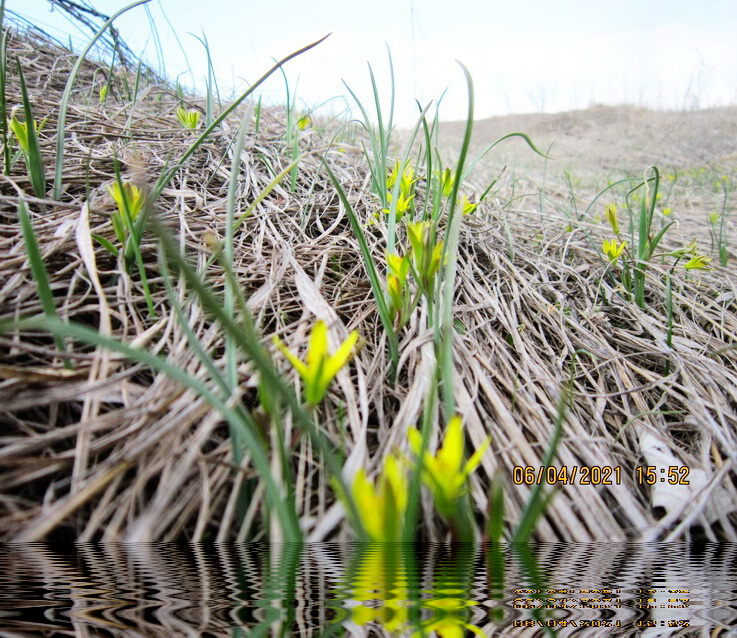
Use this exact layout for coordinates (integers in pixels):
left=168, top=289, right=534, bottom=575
left=598, top=168, right=712, bottom=309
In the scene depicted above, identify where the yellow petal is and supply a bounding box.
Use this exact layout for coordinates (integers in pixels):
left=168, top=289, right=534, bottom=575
left=323, top=330, right=358, bottom=381
left=352, top=469, right=382, bottom=540
left=306, top=320, right=329, bottom=370
left=407, top=427, right=423, bottom=456
left=272, top=335, right=308, bottom=378
left=406, top=221, right=427, bottom=252
left=386, top=253, right=407, bottom=279
left=463, top=435, right=491, bottom=476
left=437, top=415, right=464, bottom=474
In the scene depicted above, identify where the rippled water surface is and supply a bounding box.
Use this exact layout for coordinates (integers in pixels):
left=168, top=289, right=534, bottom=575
left=1, top=543, right=735, bottom=636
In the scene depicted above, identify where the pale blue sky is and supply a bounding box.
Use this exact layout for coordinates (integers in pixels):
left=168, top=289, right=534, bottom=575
left=11, top=0, right=737, bottom=124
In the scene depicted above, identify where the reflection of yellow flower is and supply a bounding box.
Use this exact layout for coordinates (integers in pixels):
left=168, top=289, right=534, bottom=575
left=413, top=618, right=486, bottom=638
left=273, top=320, right=358, bottom=406
left=408, top=416, right=489, bottom=519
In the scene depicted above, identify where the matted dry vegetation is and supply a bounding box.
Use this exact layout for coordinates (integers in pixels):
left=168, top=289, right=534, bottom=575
left=1, top=23, right=736, bottom=543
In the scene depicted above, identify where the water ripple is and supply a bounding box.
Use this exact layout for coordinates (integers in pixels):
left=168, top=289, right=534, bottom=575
left=0, top=542, right=735, bottom=635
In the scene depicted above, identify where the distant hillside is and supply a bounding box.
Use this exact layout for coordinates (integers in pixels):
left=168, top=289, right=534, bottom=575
left=441, top=104, right=737, bottom=178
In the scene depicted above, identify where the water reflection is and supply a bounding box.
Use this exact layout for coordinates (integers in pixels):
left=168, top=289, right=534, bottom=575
left=0, top=543, right=735, bottom=635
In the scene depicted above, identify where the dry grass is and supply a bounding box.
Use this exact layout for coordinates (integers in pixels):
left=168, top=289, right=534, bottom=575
left=1, top=25, right=736, bottom=543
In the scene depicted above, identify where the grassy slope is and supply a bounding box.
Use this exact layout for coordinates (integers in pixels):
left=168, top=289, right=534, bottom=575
left=1, top=25, right=736, bottom=543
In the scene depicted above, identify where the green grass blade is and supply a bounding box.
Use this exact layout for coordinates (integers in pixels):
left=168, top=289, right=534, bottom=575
left=53, top=0, right=151, bottom=199
left=156, top=0, right=193, bottom=87
left=486, top=473, right=506, bottom=543
left=144, top=3, right=165, bottom=77
left=512, top=374, right=570, bottom=543
left=0, top=2, right=10, bottom=175
left=439, top=61, right=474, bottom=417
left=17, top=200, right=70, bottom=367
left=16, top=60, right=46, bottom=197
left=225, top=112, right=251, bottom=387
left=323, top=160, right=399, bottom=379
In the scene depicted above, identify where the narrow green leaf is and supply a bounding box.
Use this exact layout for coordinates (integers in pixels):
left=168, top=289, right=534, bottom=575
left=323, top=160, right=399, bottom=379
left=17, top=200, right=70, bottom=367
left=16, top=60, right=46, bottom=197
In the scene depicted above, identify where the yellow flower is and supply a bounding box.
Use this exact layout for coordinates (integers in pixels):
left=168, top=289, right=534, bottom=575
left=683, top=254, right=712, bottom=270
left=605, top=203, right=619, bottom=235
left=406, top=221, right=444, bottom=294
left=350, top=454, right=407, bottom=542
left=408, top=416, right=490, bottom=519
left=386, top=251, right=409, bottom=300
left=273, top=320, right=358, bottom=406
left=461, top=195, right=478, bottom=216
left=413, top=618, right=485, bottom=638
left=387, top=160, right=416, bottom=196
left=602, top=238, right=626, bottom=263
left=384, top=190, right=414, bottom=220
left=176, top=106, right=201, bottom=129
left=8, top=111, right=44, bottom=155
left=108, top=181, right=144, bottom=221
left=437, top=168, right=456, bottom=198
left=297, top=115, right=311, bottom=130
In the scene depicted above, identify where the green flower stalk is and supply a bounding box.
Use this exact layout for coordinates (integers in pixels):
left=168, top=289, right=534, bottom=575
left=408, top=415, right=490, bottom=522
left=273, top=320, right=358, bottom=406
left=176, top=106, right=201, bottom=129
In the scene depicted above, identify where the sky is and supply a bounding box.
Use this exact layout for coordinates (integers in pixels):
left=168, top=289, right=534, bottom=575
left=10, top=0, right=737, bottom=125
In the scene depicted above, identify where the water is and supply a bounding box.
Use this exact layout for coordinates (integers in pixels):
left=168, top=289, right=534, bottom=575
left=0, top=543, right=735, bottom=636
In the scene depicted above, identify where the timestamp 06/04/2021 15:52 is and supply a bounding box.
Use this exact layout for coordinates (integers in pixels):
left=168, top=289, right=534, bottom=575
left=511, top=465, right=691, bottom=486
